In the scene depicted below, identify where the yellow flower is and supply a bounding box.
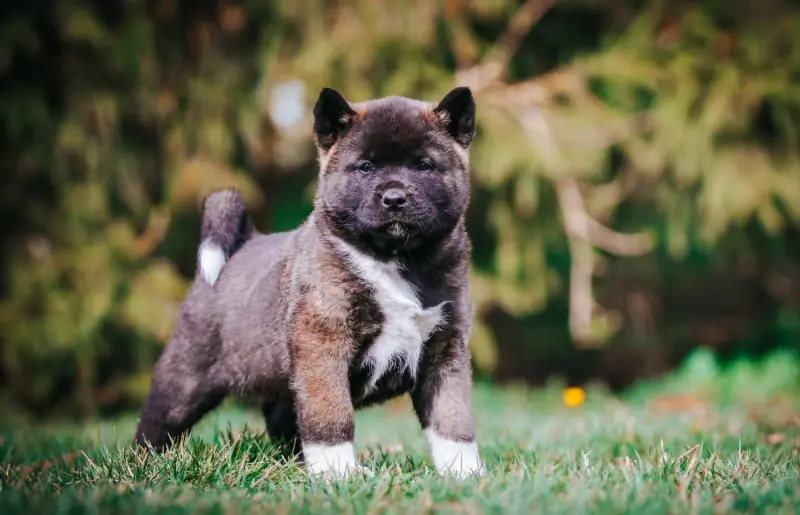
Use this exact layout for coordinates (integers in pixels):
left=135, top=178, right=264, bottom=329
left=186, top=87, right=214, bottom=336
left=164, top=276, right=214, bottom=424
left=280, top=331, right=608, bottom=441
left=563, top=387, right=585, bottom=407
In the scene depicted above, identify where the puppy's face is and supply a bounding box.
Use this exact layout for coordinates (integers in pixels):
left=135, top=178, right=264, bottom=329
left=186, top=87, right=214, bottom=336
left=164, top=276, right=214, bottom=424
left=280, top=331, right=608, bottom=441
left=313, top=87, right=475, bottom=258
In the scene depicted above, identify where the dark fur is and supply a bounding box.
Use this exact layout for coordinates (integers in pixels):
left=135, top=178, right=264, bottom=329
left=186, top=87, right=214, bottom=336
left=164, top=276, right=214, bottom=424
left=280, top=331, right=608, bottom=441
left=201, top=190, right=254, bottom=259
left=134, top=87, right=478, bottom=469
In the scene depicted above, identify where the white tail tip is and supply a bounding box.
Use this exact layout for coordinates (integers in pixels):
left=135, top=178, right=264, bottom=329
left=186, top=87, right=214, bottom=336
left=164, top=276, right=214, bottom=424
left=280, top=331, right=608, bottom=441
left=198, top=239, right=226, bottom=286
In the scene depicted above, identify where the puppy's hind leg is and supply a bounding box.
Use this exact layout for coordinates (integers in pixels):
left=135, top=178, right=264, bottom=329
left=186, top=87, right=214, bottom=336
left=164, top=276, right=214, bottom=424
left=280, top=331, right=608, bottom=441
left=133, top=362, right=224, bottom=452
left=133, top=324, right=225, bottom=452
left=262, top=400, right=301, bottom=459
left=134, top=188, right=252, bottom=452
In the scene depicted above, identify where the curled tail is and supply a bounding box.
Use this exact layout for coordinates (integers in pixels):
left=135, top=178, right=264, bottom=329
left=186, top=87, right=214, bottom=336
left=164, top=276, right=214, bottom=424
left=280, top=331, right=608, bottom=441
left=197, top=189, right=254, bottom=286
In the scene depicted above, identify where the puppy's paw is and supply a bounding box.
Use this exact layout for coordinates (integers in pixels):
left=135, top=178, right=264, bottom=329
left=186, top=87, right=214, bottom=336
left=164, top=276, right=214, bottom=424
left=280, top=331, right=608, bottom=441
left=307, top=463, right=374, bottom=482
left=441, top=459, right=486, bottom=478
left=436, top=454, right=485, bottom=478
left=424, top=429, right=485, bottom=478
left=303, top=442, right=371, bottom=481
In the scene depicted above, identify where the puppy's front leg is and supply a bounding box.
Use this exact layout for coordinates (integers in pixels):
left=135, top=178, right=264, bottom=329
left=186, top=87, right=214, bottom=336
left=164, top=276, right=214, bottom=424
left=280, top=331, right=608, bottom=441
left=291, top=323, right=359, bottom=480
left=412, top=328, right=484, bottom=477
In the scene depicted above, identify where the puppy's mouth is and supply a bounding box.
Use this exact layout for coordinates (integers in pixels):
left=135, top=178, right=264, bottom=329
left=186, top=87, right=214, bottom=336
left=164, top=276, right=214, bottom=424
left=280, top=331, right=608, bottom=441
left=367, top=220, right=418, bottom=239
left=383, top=221, right=412, bottom=238
left=362, top=219, right=425, bottom=253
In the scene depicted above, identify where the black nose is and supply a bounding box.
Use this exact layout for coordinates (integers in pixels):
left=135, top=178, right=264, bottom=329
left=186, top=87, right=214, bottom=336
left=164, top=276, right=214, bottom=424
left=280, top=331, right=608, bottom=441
left=382, top=189, right=407, bottom=209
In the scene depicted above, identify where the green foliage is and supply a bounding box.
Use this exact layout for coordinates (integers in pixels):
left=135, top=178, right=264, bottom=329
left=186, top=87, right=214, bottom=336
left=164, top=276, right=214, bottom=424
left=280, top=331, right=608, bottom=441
left=627, top=347, right=800, bottom=405
left=1, top=0, right=799, bottom=415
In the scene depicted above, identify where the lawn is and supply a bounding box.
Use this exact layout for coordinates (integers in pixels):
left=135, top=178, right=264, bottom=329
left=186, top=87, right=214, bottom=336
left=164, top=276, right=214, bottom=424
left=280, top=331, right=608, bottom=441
left=1, top=350, right=799, bottom=514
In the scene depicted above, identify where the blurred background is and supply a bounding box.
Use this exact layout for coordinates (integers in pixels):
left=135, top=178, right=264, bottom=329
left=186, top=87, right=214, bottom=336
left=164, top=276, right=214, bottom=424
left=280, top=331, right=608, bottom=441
left=1, top=0, right=799, bottom=422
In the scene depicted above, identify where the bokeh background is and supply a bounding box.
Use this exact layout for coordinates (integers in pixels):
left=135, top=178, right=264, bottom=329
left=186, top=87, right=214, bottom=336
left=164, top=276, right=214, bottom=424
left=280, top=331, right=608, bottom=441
left=1, top=0, right=799, bottom=422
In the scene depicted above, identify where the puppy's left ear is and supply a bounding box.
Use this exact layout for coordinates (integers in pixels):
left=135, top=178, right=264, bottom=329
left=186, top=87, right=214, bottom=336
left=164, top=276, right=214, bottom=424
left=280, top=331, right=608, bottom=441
left=313, top=87, right=357, bottom=152
left=434, top=86, right=476, bottom=147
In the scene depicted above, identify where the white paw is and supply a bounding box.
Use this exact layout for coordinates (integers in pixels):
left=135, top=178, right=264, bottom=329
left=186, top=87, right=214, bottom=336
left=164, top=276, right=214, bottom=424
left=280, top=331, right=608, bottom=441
left=303, top=442, right=370, bottom=480
left=424, top=429, right=485, bottom=477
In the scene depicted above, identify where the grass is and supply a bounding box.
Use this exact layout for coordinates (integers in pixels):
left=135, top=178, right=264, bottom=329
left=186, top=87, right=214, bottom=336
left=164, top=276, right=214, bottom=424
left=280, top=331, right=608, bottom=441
left=1, top=349, right=799, bottom=514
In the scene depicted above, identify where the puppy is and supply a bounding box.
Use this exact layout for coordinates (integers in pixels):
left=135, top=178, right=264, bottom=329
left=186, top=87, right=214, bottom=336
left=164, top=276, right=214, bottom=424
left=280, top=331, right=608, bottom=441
left=133, top=86, right=483, bottom=479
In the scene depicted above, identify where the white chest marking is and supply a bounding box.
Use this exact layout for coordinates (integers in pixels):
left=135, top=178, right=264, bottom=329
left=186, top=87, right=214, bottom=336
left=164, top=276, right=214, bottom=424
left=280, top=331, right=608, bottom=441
left=335, top=240, right=446, bottom=393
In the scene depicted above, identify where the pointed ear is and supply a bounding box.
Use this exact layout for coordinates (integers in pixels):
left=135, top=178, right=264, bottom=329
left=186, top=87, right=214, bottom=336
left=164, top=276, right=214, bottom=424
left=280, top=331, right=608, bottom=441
left=313, top=87, right=356, bottom=151
left=433, top=86, right=476, bottom=147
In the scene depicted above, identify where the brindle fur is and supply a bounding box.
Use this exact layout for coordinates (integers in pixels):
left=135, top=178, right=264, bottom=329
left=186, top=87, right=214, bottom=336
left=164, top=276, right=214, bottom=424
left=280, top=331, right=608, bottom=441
left=134, top=86, right=479, bottom=474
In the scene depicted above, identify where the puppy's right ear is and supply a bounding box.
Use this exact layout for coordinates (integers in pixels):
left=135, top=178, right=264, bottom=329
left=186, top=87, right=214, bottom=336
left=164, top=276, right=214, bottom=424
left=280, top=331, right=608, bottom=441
left=313, top=88, right=356, bottom=152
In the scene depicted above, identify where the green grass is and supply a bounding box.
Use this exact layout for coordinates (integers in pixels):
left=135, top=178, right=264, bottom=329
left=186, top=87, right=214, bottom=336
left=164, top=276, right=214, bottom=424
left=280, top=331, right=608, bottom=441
left=2, top=349, right=800, bottom=514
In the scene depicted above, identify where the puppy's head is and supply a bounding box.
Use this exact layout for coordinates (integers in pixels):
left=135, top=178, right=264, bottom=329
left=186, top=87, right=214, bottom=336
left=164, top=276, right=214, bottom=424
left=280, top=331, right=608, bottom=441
left=312, top=87, right=475, bottom=258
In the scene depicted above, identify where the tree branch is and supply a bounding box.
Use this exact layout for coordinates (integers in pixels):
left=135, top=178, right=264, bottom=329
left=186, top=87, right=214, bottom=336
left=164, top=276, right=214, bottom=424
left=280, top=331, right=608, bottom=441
left=588, top=218, right=653, bottom=256
left=455, top=0, right=559, bottom=91
left=515, top=108, right=653, bottom=346
left=554, top=178, right=596, bottom=346
left=484, top=0, right=559, bottom=71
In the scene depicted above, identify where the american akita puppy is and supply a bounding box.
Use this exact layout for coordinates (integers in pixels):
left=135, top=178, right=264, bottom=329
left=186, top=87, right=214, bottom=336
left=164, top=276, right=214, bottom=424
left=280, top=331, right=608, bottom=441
left=133, top=86, right=483, bottom=479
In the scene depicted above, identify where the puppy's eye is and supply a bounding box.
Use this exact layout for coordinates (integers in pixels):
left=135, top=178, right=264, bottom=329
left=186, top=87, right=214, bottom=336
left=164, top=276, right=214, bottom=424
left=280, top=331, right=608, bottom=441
left=416, top=158, right=435, bottom=172
left=356, top=161, right=374, bottom=173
